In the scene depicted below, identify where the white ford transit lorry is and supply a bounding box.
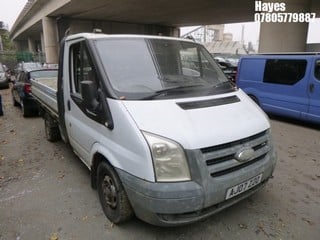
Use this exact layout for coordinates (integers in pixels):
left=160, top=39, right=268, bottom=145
left=31, top=33, right=277, bottom=226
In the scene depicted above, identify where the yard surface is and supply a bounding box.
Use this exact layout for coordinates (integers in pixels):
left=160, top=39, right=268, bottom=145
left=0, top=87, right=319, bottom=239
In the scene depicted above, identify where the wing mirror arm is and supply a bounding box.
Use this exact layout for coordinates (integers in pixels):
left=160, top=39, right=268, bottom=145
left=97, top=89, right=114, bottom=130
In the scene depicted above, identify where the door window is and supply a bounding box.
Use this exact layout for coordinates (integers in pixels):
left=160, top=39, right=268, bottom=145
left=70, top=41, right=97, bottom=96
left=263, top=59, right=307, bottom=85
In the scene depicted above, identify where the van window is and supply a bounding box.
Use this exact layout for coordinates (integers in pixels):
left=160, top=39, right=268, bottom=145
left=263, top=59, right=307, bottom=85
left=315, top=60, right=320, bottom=81
left=70, top=41, right=97, bottom=95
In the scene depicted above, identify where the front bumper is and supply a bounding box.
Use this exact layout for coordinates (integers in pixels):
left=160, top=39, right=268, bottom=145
left=116, top=169, right=204, bottom=226
left=116, top=131, right=277, bottom=226
left=117, top=155, right=275, bottom=226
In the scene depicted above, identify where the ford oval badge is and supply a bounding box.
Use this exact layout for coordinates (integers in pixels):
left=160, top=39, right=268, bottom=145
left=235, top=147, right=255, bottom=162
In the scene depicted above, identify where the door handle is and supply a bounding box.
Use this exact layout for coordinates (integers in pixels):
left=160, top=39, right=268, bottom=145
left=67, top=100, right=71, bottom=111
left=309, top=84, right=314, bottom=93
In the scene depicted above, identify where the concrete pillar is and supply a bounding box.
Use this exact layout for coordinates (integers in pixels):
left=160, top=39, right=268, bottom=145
left=40, top=32, right=45, bottom=53
left=42, top=17, right=59, bottom=63
left=258, top=0, right=310, bottom=53
left=28, top=38, right=36, bottom=53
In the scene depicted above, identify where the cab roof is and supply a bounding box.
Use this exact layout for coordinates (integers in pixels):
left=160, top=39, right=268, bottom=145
left=65, top=32, right=196, bottom=44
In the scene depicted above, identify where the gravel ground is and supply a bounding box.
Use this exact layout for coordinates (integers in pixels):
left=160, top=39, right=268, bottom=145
left=0, top=87, right=319, bottom=240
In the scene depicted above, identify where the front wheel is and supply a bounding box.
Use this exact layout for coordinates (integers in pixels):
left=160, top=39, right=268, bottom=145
left=97, top=162, right=133, bottom=224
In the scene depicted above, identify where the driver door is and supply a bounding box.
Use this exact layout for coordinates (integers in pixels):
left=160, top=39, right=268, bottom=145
left=64, top=40, right=100, bottom=165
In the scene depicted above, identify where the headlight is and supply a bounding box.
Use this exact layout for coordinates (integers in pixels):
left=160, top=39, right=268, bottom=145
left=142, top=131, right=191, bottom=182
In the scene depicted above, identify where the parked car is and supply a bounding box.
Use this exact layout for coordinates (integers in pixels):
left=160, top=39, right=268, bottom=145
left=15, top=62, right=42, bottom=72
left=236, top=53, right=320, bottom=124
left=214, top=57, right=238, bottom=83
left=12, top=68, right=58, bottom=117
left=0, top=62, right=9, bottom=89
left=5, top=69, right=16, bottom=84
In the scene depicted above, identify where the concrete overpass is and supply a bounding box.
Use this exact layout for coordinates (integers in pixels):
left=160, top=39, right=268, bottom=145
left=10, top=0, right=320, bottom=63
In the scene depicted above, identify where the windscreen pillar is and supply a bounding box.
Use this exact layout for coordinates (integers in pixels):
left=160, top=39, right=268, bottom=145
left=42, top=17, right=59, bottom=63
left=258, top=0, right=310, bottom=53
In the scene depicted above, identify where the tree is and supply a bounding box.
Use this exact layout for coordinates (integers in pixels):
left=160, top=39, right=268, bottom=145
left=0, top=29, right=15, bottom=51
left=0, top=28, right=17, bottom=68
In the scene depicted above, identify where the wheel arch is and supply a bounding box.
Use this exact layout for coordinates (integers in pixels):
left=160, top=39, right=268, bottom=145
left=90, top=152, right=111, bottom=189
left=248, top=94, right=260, bottom=106
left=241, top=87, right=261, bottom=106
left=90, top=142, right=126, bottom=189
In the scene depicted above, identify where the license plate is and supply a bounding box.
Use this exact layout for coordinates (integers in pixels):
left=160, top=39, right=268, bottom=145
left=225, top=174, right=263, bottom=200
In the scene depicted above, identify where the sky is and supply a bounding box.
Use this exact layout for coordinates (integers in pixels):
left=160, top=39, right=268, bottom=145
left=0, top=0, right=27, bottom=30
left=224, top=20, right=320, bottom=44
left=1, top=0, right=319, bottom=44
left=181, top=19, right=320, bottom=45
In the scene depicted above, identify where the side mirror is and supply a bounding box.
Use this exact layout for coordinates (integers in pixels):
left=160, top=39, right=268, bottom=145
left=80, top=81, right=114, bottom=130
left=81, top=81, right=99, bottom=112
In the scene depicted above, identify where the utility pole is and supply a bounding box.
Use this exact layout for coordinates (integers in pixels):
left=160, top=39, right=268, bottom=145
left=203, top=25, right=207, bottom=43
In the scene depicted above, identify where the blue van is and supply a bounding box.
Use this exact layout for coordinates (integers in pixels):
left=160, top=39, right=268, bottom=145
left=236, top=53, right=320, bottom=124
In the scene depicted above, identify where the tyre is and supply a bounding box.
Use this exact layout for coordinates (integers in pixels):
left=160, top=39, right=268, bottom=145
left=97, top=162, right=133, bottom=224
left=12, top=96, right=19, bottom=107
left=44, top=114, right=60, bottom=142
left=21, top=100, right=32, bottom=117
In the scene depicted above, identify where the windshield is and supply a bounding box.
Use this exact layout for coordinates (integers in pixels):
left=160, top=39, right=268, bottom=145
left=95, top=38, right=233, bottom=100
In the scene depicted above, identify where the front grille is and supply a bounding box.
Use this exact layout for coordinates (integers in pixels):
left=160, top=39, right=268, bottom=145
left=210, top=153, right=267, bottom=177
left=201, top=130, right=267, bottom=153
left=201, top=130, right=270, bottom=177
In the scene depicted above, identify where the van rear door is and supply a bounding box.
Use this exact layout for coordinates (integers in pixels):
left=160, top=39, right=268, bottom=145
left=307, top=58, right=320, bottom=123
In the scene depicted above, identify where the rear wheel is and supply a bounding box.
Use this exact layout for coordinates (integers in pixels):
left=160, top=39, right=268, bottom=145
left=44, top=114, right=60, bottom=142
left=21, top=100, right=32, bottom=117
left=97, top=162, right=133, bottom=224
left=12, top=96, right=19, bottom=107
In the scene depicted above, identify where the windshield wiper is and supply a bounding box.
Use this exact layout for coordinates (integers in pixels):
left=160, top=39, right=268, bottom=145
left=141, top=85, right=205, bottom=100
left=214, top=81, right=230, bottom=88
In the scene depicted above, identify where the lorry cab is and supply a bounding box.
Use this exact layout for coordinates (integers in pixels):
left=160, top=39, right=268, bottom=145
left=48, top=33, right=277, bottom=226
left=237, top=53, right=320, bottom=124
